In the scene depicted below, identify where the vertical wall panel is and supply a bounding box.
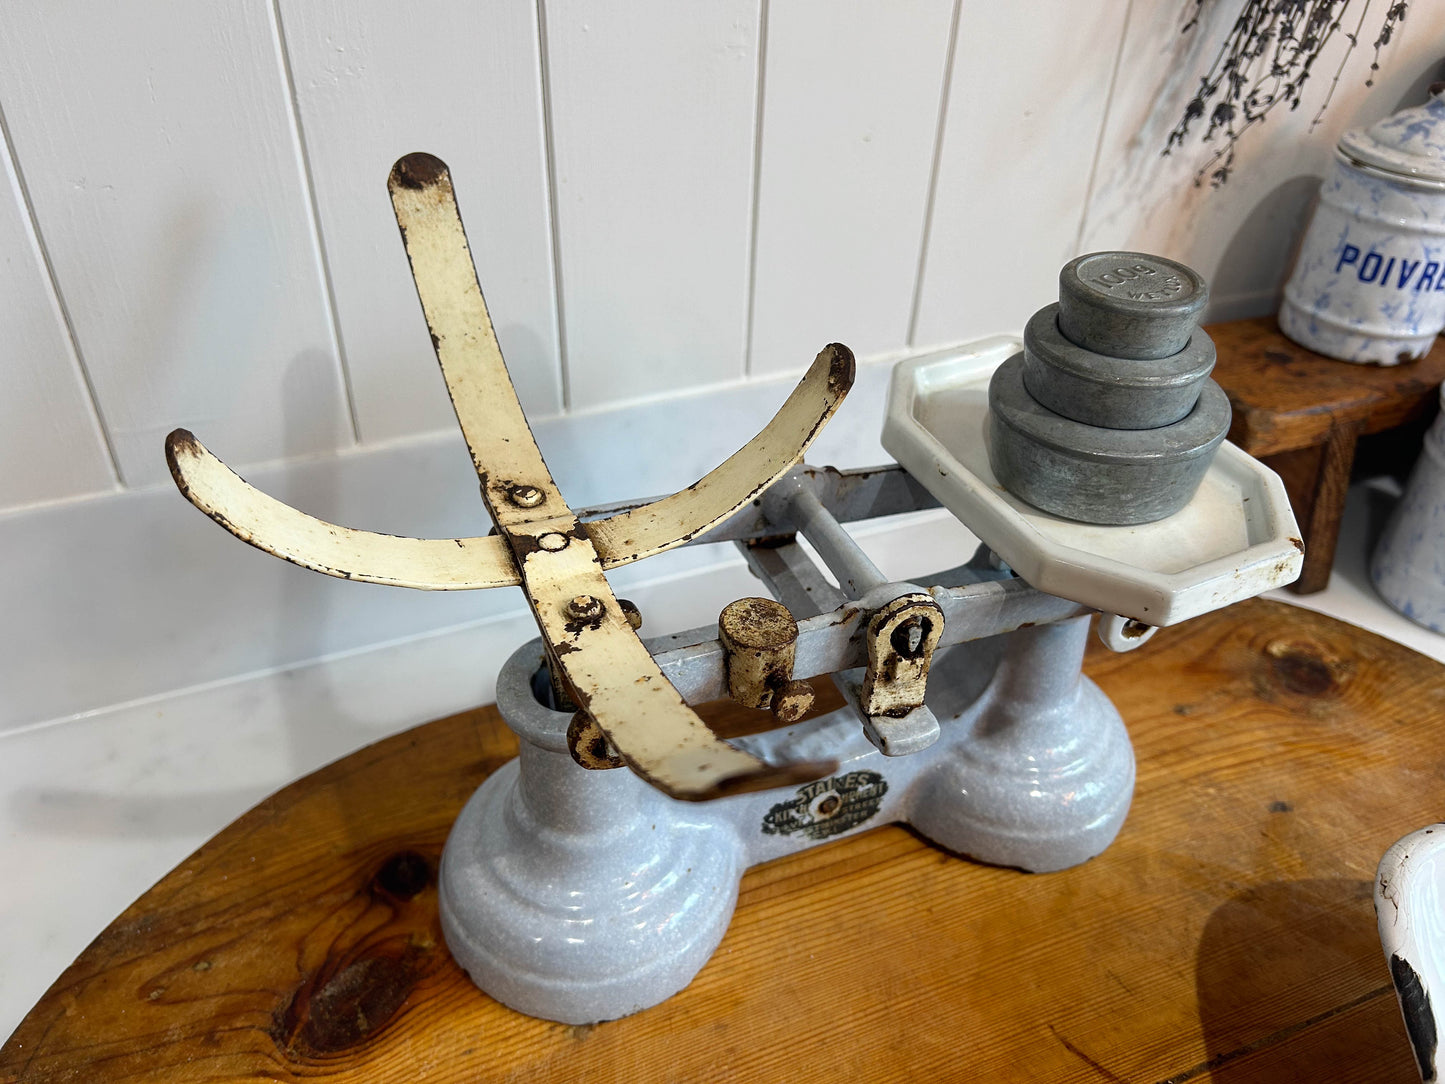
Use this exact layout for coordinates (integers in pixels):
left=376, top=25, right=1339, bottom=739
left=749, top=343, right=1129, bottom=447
left=280, top=1, right=562, bottom=442
left=0, top=1, right=349, bottom=487
left=912, top=1, right=1129, bottom=348
left=1080, top=0, right=1445, bottom=322
left=749, top=0, right=955, bottom=376
left=0, top=120, right=116, bottom=510
left=543, top=0, right=760, bottom=408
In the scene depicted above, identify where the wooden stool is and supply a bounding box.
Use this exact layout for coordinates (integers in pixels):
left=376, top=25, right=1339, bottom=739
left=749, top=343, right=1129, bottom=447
left=1209, top=317, right=1445, bottom=593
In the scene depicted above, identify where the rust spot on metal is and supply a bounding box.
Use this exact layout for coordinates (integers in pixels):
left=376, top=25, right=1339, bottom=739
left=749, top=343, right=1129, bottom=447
left=745, top=532, right=798, bottom=550
left=390, top=151, right=448, bottom=190
left=1289, top=537, right=1306, bottom=554
left=861, top=594, right=943, bottom=719
left=565, top=595, right=605, bottom=622
left=511, top=522, right=587, bottom=560
left=770, top=678, right=815, bottom=724
left=165, top=427, right=201, bottom=461
left=618, top=598, right=643, bottom=630
left=720, top=598, right=798, bottom=651
left=1121, top=619, right=1151, bottom=639
left=718, top=598, right=802, bottom=712
left=164, top=429, right=203, bottom=496
left=823, top=343, right=856, bottom=395
left=889, top=616, right=929, bottom=659
left=568, top=711, right=624, bottom=770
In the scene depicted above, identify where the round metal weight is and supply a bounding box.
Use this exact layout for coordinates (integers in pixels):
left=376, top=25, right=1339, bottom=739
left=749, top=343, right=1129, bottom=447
left=1021, top=303, right=1216, bottom=430
left=987, top=354, right=1231, bottom=525
left=1058, top=252, right=1208, bottom=360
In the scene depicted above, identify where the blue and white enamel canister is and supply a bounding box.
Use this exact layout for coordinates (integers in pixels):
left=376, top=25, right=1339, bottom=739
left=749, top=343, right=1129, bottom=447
left=1280, top=90, right=1445, bottom=365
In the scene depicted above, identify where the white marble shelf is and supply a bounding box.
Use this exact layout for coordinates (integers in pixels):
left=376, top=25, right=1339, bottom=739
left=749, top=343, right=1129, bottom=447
left=2, top=479, right=1441, bottom=1043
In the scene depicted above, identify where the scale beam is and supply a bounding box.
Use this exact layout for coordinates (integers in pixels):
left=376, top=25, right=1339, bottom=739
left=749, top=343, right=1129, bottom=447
left=165, top=152, right=855, bottom=801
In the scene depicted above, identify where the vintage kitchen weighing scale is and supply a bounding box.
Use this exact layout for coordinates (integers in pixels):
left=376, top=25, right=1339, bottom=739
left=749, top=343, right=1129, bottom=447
left=164, top=153, right=1304, bottom=1025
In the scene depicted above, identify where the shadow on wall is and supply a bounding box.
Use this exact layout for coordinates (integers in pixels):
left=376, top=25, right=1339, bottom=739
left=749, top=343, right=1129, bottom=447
left=1208, top=55, right=1445, bottom=326
left=1391, top=57, right=1445, bottom=114
left=1191, top=877, right=1419, bottom=1079
left=1209, top=175, right=1321, bottom=323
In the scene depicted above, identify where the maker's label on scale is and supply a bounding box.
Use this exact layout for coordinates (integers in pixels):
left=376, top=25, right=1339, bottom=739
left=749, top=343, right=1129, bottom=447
left=760, top=771, right=888, bottom=841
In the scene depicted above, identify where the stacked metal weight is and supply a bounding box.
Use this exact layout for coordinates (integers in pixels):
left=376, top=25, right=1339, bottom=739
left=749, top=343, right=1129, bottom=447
left=988, top=252, right=1232, bottom=525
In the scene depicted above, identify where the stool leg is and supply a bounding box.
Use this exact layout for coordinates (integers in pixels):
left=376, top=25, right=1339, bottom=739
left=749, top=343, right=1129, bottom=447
left=1268, top=417, right=1366, bottom=594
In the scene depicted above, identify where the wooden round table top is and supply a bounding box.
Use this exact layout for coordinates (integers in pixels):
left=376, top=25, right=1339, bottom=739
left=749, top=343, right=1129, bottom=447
left=3, top=599, right=1440, bottom=1082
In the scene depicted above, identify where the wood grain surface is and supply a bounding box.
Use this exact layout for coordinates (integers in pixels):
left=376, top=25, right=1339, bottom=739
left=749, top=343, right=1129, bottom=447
left=5, top=599, right=1442, bottom=1082
left=1209, top=317, right=1445, bottom=459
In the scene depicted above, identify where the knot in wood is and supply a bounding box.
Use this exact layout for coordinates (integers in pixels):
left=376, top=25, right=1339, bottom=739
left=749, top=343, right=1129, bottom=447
left=1263, top=637, right=1347, bottom=697
left=371, top=850, right=431, bottom=902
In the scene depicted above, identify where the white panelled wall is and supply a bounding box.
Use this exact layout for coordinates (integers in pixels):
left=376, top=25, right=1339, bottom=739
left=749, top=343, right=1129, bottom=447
left=9, top=0, right=1445, bottom=1041
left=5, top=2, right=1445, bottom=732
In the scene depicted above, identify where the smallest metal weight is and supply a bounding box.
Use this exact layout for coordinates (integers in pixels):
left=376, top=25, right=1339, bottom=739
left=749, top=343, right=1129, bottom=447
left=988, top=251, right=1230, bottom=525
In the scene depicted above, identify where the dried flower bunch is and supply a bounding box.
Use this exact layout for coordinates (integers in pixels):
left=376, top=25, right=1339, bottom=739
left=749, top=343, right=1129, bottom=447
left=1166, top=0, right=1409, bottom=186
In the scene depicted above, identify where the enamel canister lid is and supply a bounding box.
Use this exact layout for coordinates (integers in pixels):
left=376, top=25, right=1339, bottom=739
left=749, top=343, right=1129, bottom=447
left=1337, top=88, right=1445, bottom=189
